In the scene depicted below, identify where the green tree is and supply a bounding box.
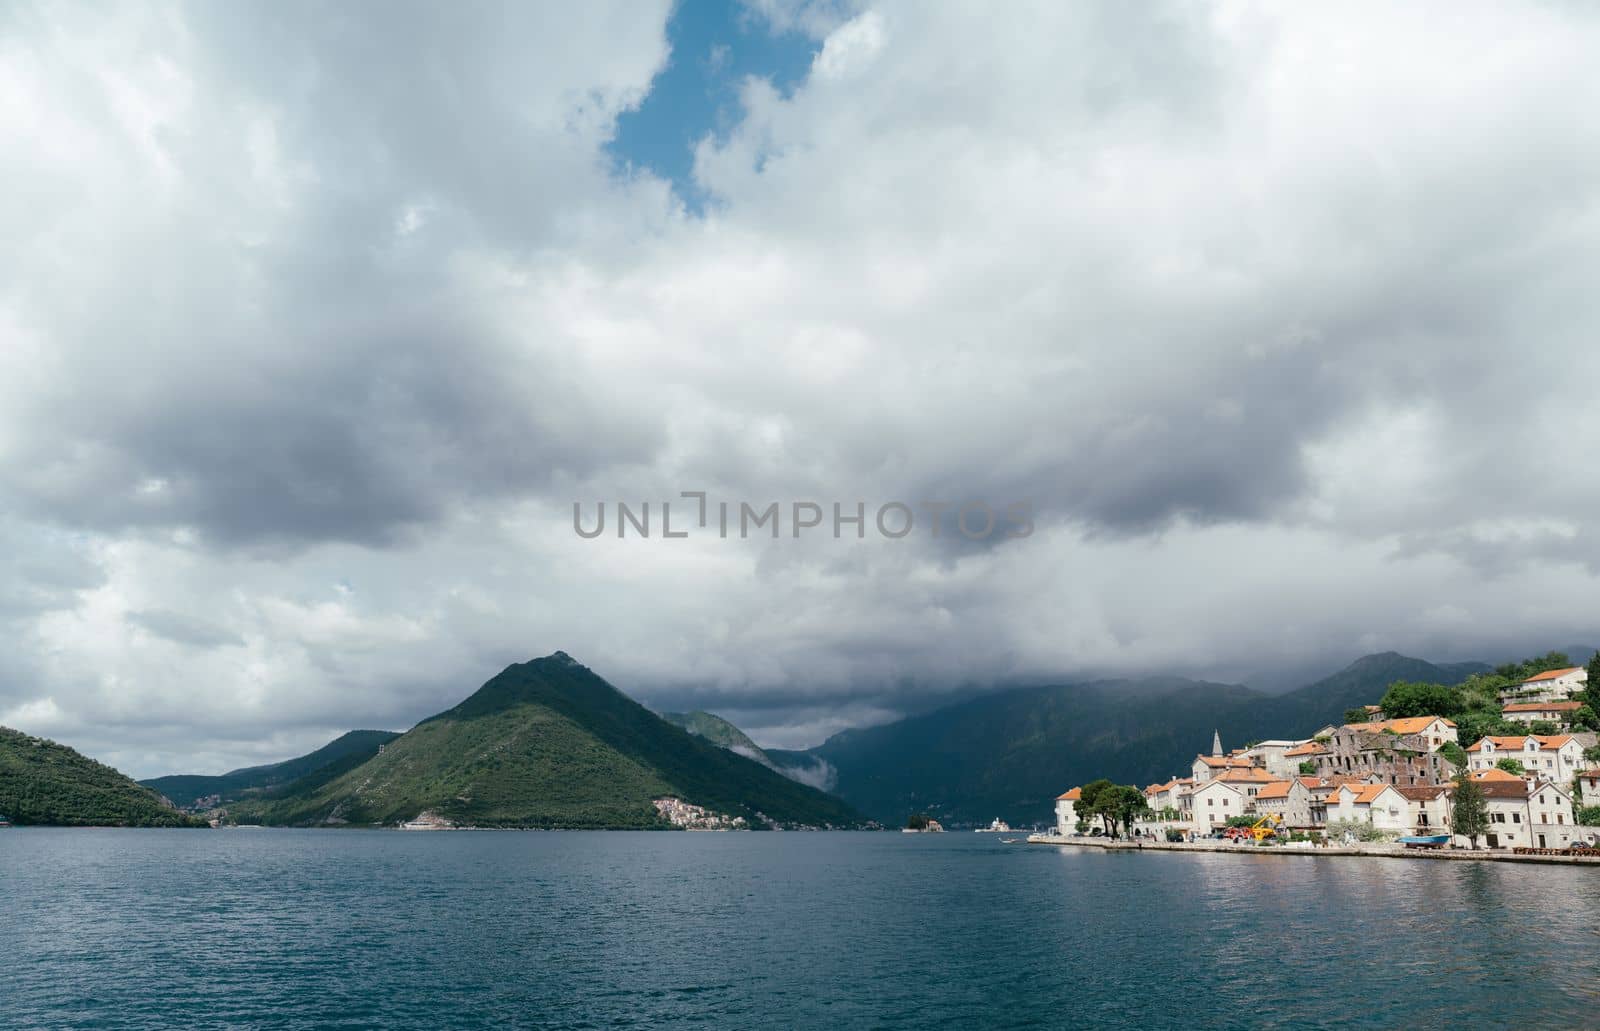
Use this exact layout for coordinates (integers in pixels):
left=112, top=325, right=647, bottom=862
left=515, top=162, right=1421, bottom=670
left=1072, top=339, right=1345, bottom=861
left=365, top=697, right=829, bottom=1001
left=1438, top=741, right=1468, bottom=769
left=1498, top=651, right=1572, bottom=681
left=1453, top=709, right=1522, bottom=749
left=1528, top=720, right=1559, bottom=736
left=1577, top=806, right=1600, bottom=827
left=1104, top=785, right=1149, bottom=837
left=1087, top=784, right=1148, bottom=838
left=1077, top=779, right=1116, bottom=836
left=1298, top=760, right=1318, bottom=775
left=1495, top=757, right=1526, bottom=775
left=1451, top=777, right=1490, bottom=848
left=1327, top=817, right=1393, bottom=843
left=1574, top=651, right=1600, bottom=709
left=1344, top=707, right=1373, bottom=725
left=1571, top=705, right=1599, bottom=732
left=1587, top=744, right=1600, bottom=764
left=906, top=813, right=930, bottom=830
left=1458, top=671, right=1512, bottom=710
left=1378, top=681, right=1464, bottom=719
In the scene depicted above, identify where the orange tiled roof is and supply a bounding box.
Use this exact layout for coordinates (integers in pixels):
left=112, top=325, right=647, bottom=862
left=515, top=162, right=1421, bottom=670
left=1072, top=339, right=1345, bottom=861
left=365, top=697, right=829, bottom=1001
left=1057, top=788, right=1082, bottom=801
left=1315, top=774, right=1374, bottom=791
left=1469, top=768, right=1523, bottom=782
left=1474, top=781, right=1534, bottom=799
left=1196, top=755, right=1256, bottom=768
left=1297, top=776, right=1326, bottom=790
left=1284, top=742, right=1327, bottom=756
left=1520, top=666, right=1583, bottom=683
left=1501, top=700, right=1584, bottom=713
left=1342, top=717, right=1456, bottom=735
left=1465, top=735, right=1575, bottom=753
left=1353, top=784, right=1394, bottom=804
left=1326, top=783, right=1391, bottom=805
left=1214, top=768, right=1276, bottom=784
left=1256, top=781, right=1292, bottom=800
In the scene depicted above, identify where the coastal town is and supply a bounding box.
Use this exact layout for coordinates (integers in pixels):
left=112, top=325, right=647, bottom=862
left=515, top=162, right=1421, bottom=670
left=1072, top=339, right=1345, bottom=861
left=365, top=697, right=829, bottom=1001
left=1040, top=657, right=1600, bottom=857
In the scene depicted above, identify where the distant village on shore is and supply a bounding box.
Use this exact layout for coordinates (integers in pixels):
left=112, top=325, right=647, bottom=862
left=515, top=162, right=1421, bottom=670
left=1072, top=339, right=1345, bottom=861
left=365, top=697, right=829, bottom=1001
left=1049, top=657, right=1600, bottom=853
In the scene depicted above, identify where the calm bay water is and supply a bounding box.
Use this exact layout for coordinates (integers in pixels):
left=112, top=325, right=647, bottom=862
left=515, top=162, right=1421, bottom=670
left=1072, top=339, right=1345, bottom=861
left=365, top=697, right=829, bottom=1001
left=3, top=829, right=1599, bottom=1029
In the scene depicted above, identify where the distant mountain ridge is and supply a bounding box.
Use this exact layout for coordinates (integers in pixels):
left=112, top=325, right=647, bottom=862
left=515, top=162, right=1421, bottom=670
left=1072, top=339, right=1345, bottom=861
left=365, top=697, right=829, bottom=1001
left=793, top=652, right=1489, bottom=826
left=1, top=726, right=204, bottom=827
left=232, top=652, right=867, bottom=829
left=143, top=729, right=401, bottom=808
left=661, top=711, right=777, bottom=767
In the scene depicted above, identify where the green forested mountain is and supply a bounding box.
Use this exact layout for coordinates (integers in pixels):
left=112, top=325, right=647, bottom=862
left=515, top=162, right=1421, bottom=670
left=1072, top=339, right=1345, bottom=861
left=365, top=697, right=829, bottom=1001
left=797, top=652, right=1488, bottom=826
left=660, top=710, right=776, bottom=767
left=142, top=729, right=401, bottom=808
left=0, top=726, right=205, bottom=827
left=237, top=653, right=866, bottom=829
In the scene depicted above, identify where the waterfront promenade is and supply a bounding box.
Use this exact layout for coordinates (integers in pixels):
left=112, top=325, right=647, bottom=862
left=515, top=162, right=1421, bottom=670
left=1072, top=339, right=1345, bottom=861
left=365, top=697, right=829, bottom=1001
left=1026, top=834, right=1600, bottom=866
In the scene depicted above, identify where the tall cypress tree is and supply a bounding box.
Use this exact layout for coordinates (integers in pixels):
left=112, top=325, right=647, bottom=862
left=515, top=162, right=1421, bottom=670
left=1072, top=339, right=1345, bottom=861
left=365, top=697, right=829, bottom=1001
left=1451, top=777, right=1489, bottom=849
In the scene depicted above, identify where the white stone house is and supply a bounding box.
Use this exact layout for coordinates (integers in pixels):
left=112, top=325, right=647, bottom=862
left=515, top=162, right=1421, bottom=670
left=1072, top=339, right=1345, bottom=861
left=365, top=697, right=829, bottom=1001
left=1191, top=754, right=1258, bottom=784
left=1252, top=779, right=1314, bottom=829
left=1394, top=785, right=1452, bottom=835
left=1501, top=700, right=1585, bottom=727
left=1322, top=783, right=1410, bottom=834
left=1233, top=741, right=1310, bottom=780
left=1054, top=787, right=1081, bottom=834
left=1465, top=780, right=1580, bottom=850
left=1465, top=735, right=1587, bottom=783
left=1498, top=666, right=1588, bottom=705
left=1211, top=767, right=1277, bottom=806
left=1142, top=779, right=1194, bottom=819
left=1282, top=740, right=1330, bottom=774
left=1190, top=779, right=1248, bottom=833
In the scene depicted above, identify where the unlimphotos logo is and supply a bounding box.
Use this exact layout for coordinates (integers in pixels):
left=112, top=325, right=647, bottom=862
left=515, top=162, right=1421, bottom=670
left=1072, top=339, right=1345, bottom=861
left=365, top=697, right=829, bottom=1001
left=573, top=493, right=1033, bottom=541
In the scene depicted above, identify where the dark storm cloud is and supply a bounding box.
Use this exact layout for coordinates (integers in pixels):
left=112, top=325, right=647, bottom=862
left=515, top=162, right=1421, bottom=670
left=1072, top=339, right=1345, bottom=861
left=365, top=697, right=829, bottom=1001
left=4, top=1, right=1600, bottom=777
left=0, top=1, right=671, bottom=549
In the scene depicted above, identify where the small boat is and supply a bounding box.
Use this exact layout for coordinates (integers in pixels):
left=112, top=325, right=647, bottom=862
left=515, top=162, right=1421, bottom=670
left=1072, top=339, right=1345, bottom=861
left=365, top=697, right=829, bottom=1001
left=399, top=811, right=455, bottom=831
left=0, top=815, right=11, bottom=827
left=1399, top=834, right=1450, bottom=849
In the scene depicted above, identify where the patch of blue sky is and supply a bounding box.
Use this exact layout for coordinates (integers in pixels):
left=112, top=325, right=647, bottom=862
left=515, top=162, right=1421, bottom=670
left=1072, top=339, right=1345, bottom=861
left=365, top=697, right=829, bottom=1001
left=609, top=0, right=816, bottom=211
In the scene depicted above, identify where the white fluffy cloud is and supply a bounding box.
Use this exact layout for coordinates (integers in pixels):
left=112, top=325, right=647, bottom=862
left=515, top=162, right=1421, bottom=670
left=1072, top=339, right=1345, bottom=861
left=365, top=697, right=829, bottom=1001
left=3, top=1, right=1599, bottom=775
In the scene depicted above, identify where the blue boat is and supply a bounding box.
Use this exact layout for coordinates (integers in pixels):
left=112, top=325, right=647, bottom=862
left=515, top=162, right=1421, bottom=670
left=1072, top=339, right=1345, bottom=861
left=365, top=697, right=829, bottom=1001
left=1399, top=834, right=1449, bottom=849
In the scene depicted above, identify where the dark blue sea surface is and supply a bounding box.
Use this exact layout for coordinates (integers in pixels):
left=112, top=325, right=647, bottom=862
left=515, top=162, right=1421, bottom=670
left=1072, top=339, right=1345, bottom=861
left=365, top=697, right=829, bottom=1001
left=3, top=829, right=1599, bottom=1029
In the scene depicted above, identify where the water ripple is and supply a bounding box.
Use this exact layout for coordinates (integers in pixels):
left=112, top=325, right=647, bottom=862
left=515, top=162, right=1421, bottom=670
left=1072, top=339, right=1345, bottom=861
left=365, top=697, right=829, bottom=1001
left=2, top=830, right=1598, bottom=1028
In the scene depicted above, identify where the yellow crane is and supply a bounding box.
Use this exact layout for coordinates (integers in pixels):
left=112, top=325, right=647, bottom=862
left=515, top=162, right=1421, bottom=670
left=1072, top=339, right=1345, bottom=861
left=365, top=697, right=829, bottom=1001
left=1224, top=812, right=1282, bottom=843
left=1244, top=813, right=1283, bottom=842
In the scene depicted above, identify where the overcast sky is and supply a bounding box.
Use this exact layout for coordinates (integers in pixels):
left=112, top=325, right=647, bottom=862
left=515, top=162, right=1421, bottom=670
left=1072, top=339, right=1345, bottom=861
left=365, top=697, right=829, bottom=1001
left=4, top=1, right=1600, bottom=777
